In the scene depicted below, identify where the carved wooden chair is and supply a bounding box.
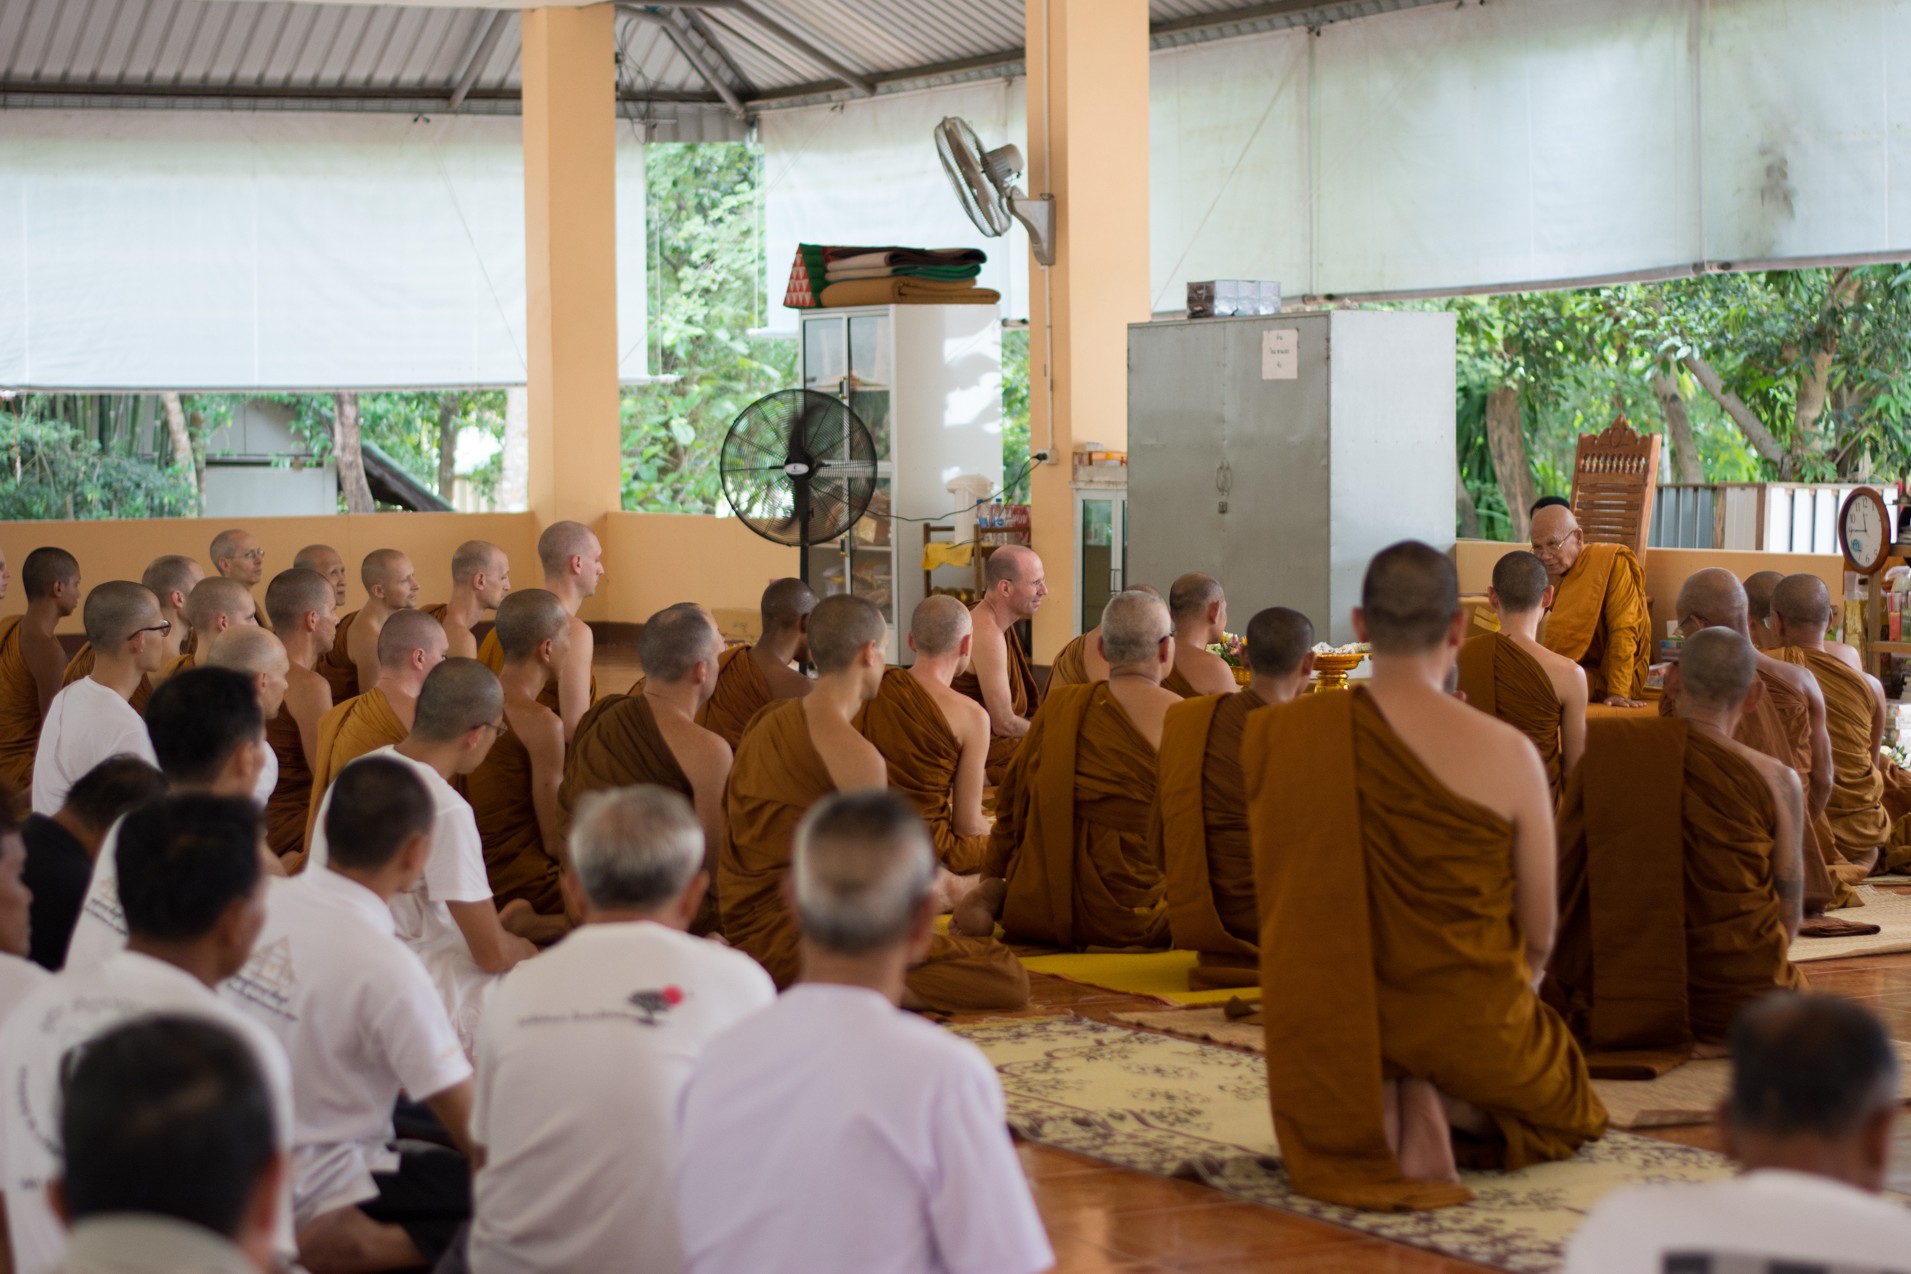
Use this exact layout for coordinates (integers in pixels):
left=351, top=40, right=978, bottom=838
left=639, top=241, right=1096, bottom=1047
left=1570, top=418, right=1661, bottom=560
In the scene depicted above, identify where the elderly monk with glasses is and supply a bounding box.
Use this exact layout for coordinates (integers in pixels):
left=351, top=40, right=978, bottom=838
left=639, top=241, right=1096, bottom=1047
left=1527, top=497, right=1653, bottom=708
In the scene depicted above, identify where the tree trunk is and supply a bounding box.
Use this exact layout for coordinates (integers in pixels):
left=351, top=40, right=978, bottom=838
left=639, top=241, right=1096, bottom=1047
left=159, top=393, right=200, bottom=513
left=1456, top=473, right=1482, bottom=539
left=499, top=386, right=530, bottom=513
left=1485, top=386, right=1535, bottom=541
left=1682, top=354, right=1789, bottom=473
left=333, top=392, right=376, bottom=514
left=436, top=393, right=459, bottom=501
left=1650, top=371, right=1705, bottom=483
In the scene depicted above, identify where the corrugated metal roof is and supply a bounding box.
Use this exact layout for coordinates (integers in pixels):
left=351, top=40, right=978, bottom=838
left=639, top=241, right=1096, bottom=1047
left=0, top=0, right=1452, bottom=120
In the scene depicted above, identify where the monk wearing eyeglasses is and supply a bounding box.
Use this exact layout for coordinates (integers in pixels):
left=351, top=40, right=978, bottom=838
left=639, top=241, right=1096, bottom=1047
left=1528, top=498, right=1652, bottom=708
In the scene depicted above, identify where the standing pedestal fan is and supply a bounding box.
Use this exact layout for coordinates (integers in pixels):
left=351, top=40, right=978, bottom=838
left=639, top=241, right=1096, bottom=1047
left=719, top=389, right=879, bottom=587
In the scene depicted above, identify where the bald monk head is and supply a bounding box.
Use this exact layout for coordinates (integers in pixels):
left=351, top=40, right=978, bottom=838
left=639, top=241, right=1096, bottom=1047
left=208, top=529, right=264, bottom=587
left=203, top=626, right=291, bottom=720
left=451, top=540, right=511, bottom=611
left=1770, top=575, right=1834, bottom=645
left=1745, top=571, right=1785, bottom=649
left=22, top=547, right=81, bottom=617
left=140, top=555, right=203, bottom=621
left=564, top=785, right=706, bottom=924
left=1168, top=573, right=1228, bottom=645
left=1246, top=606, right=1315, bottom=678
left=760, top=578, right=819, bottom=664
left=807, top=594, right=887, bottom=692
left=1098, top=589, right=1174, bottom=681
left=793, top=789, right=937, bottom=960
left=409, top=658, right=505, bottom=770
left=982, top=545, right=1048, bottom=621
left=1672, top=626, right=1761, bottom=718
left=1675, top=568, right=1752, bottom=638
left=361, top=550, right=419, bottom=612
left=377, top=608, right=449, bottom=682
left=538, top=521, right=605, bottom=602
left=264, top=568, right=339, bottom=650
left=639, top=603, right=723, bottom=695
left=1528, top=503, right=1586, bottom=583
left=1489, top=551, right=1553, bottom=618
left=908, top=594, right=972, bottom=661
left=294, top=544, right=348, bottom=608
left=183, top=577, right=257, bottom=640
left=1356, top=540, right=1462, bottom=655
left=493, top=588, right=569, bottom=664
left=83, top=582, right=166, bottom=674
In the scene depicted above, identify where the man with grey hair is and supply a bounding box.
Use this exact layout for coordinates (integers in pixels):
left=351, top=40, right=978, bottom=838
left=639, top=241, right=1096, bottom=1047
left=31, top=582, right=163, bottom=816
left=959, top=589, right=1178, bottom=949
left=209, top=528, right=266, bottom=590
left=677, top=791, right=1052, bottom=1274
left=1551, top=626, right=1805, bottom=1070
left=1566, top=993, right=1911, bottom=1271
left=468, top=785, right=771, bottom=1274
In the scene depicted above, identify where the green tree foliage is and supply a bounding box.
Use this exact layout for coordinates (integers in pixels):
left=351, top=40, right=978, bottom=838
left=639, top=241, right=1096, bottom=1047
left=1001, top=327, right=1031, bottom=502
left=0, top=413, right=191, bottom=520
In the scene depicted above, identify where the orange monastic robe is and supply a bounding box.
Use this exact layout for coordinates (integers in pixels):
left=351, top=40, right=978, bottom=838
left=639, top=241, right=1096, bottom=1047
left=0, top=617, right=42, bottom=811
left=1157, top=690, right=1271, bottom=989
left=62, top=645, right=153, bottom=715
left=1722, top=669, right=1848, bottom=912
left=1550, top=718, right=1805, bottom=1076
left=1457, top=633, right=1564, bottom=804
left=721, top=699, right=1028, bottom=1012
left=559, top=694, right=695, bottom=823
left=478, top=627, right=596, bottom=720
left=1245, top=688, right=1606, bottom=1211
left=1540, top=542, right=1650, bottom=701
left=315, top=609, right=362, bottom=705
left=694, top=645, right=773, bottom=750
left=1162, top=664, right=1200, bottom=699
left=1776, top=646, right=1887, bottom=877
left=465, top=727, right=564, bottom=913
left=985, top=682, right=1168, bottom=951
left=1048, top=634, right=1090, bottom=688
left=304, top=687, right=407, bottom=849
left=856, top=668, right=990, bottom=875
left=952, top=624, right=1041, bottom=784
left=264, top=704, right=312, bottom=859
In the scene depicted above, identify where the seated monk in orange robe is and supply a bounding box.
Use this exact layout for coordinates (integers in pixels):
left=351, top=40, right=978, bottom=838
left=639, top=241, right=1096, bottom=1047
left=160, top=576, right=259, bottom=684
left=1246, top=541, right=1605, bottom=1210
left=952, top=545, right=1045, bottom=784
left=464, top=590, right=573, bottom=937
left=679, top=578, right=815, bottom=749
left=1164, top=573, right=1239, bottom=698
left=958, top=590, right=1180, bottom=951
left=0, top=548, right=81, bottom=811
left=1050, top=587, right=1158, bottom=690
left=721, top=594, right=1026, bottom=1012
left=477, top=520, right=602, bottom=739
left=434, top=539, right=509, bottom=660
left=1157, top=606, right=1315, bottom=990
left=856, top=596, right=992, bottom=882
left=304, top=608, right=448, bottom=850
left=262, top=568, right=337, bottom=867
left=1769, top=574, right=1888, bottom=883
left=1455, top=551, right=1587, bottom=805
left=315, top=606, right=364, bottom=704
left=1529, top=500, right=1651, bottom=707
left=1550, top=627, right=1807, bottom=1078
left=62, top=554, right=198, bottom=715
left=345, top=548, right=421, bottom=696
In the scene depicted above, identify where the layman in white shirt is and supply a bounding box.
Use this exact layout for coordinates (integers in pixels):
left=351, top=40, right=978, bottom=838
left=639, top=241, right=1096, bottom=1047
left=226, top=756, right=475, bottom=1274
left=308, top=658, right=535, bottom=1050
left=0, top=794, right=295, bottom=1274
left=30, top=581, right=164, bottom=815
left=468, top=784, right=774, bottom=1274
left=1566, top=992, right=1911, bottom=1273
left=64, top=667, right=272, bottom=973
left=676, top=791, right=1054, bottom=1274
left=203, top=626, right=290, bottom=811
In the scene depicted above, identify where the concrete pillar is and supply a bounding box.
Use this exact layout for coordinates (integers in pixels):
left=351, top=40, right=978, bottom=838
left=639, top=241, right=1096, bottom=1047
left=521, top=4, right=622, bottom=534
left=1024, top=0, right=1152, bottom=660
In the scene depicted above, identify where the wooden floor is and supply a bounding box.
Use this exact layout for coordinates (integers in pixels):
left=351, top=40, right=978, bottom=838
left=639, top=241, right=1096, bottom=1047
left=584, top=650, right=1911, bottom=1271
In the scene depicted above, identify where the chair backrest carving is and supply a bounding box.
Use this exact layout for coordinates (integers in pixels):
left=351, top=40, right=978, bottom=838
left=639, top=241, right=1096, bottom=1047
left=1571, top=418, right=1661, bottom=559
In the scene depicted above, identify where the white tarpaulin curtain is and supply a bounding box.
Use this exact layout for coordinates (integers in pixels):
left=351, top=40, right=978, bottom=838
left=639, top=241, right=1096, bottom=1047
left=0, top=111, right=648, bottom=390
left=764, top=0, right=1911, bottom=316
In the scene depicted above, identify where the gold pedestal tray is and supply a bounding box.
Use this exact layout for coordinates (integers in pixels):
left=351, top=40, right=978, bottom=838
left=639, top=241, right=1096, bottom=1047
left=1310, top=652, right=1366, bottom=693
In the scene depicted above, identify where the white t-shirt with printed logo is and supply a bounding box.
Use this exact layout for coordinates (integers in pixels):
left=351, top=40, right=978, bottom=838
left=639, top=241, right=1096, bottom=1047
left=469, top=921, right=775, bottom=1274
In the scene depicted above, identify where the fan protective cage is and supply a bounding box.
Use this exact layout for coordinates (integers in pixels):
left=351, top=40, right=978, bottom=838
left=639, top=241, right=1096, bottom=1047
left=720, top=388, right=879, bottom=548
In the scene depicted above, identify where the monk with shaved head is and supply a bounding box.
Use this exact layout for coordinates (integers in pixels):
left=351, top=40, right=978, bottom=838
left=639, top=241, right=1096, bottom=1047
left=478, top=521, right=603, bottom=740
left=61, top=554, right=198, bottom=714
left=690, top=578, right=816, bottom=749
left=952, top=544, right=1047, bottom=782
left=344, top=549, right=420, bottom=698
left=1551, top=626, right=1806, bottom=1072
left=464, top=589, right=572, bottom=940
left=722, top=594, right=1027, bottom=1012
left=1246, top=541, right=1604, bottom=1208
left=1744, top=570, right=1785, bottom=651
left=163, top=576, right=259, bottom=685
left=262, top=568, right=339, bottom=863
left=204, top=626, right=292, bottom=816
left=1768, top=573, right=1890, bottom=882
left=1164, top=572, right=1238, bottom=697
left=0, top=548, right=80, bottom=810
left=305, top=607, right=448, bottom=850
left=1158, top=606, right=1317, bottom=990
left=209, top=528, right=265, bottom=588
left=436, top=539, right=510, bottom=660
left=32, top=582, right=165, bottom=817
left=1049, top=584, right=1160, bottom=688
left=857, top=596, right=993, bottom=903
left=962, top=589, right=1181, bottom=950
left=1529, top=502, right=1651, bottom=706
left=294, top=544, right=349, bottom=610
left=1456, top=551, right=1588, bottom=803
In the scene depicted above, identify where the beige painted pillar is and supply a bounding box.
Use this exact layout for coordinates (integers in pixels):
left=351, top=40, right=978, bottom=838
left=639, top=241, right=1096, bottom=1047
left=1025, top=0, right=1151, bottom=661
left=521, top=4, right=622, bottom=536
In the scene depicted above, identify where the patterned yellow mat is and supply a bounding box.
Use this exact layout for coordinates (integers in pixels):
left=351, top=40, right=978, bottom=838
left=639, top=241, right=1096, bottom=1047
left=1793, top=886, right=1911, bottom=963
left=1016, top=949, right=1246, bottom=1005
left=954, top=1013, right=1730, bottom=1274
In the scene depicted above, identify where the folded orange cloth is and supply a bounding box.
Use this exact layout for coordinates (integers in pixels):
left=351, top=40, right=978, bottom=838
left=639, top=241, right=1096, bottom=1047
left=819, top=278, right=1001, bottom=307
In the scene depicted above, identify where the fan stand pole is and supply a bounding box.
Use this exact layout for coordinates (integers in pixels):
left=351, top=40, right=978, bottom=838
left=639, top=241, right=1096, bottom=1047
left=794, top=478, right=811, bottom=588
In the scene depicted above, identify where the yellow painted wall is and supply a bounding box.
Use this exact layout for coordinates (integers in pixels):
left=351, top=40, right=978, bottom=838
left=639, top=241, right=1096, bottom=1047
left=598, top=512, right=797, bottom=626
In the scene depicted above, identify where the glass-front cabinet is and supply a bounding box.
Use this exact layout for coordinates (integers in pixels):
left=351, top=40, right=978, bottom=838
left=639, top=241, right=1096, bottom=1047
left=801, top=310, right=896, bottom=651
left=1073, top=478, right=1128, bottom=634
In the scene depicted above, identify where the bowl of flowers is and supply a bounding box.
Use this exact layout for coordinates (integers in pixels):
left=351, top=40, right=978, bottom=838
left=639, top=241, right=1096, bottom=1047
left=1206, top=632, right=1252, bottom=686
left=1309, top=642, right=1370, bottom=692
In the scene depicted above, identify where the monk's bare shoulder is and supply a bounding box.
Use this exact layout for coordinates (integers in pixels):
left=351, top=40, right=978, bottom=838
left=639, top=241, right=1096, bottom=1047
left=1390, top=692, right=1548, bottom=819
left=284, top=666, right=332, bottom=719
left=806, top=708, right=886, bottom=791
left=1179, top=648, right=1239, bottom=696
left=1514, top=635, right=1588, bottom=705
left=927, top=681, right=990, bottom=743
left=670, top=717, right=734, bottom=775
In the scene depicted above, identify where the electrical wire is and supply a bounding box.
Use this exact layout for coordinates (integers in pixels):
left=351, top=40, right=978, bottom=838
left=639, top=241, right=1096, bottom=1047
left=879, top=455, right=1041, bottom=524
